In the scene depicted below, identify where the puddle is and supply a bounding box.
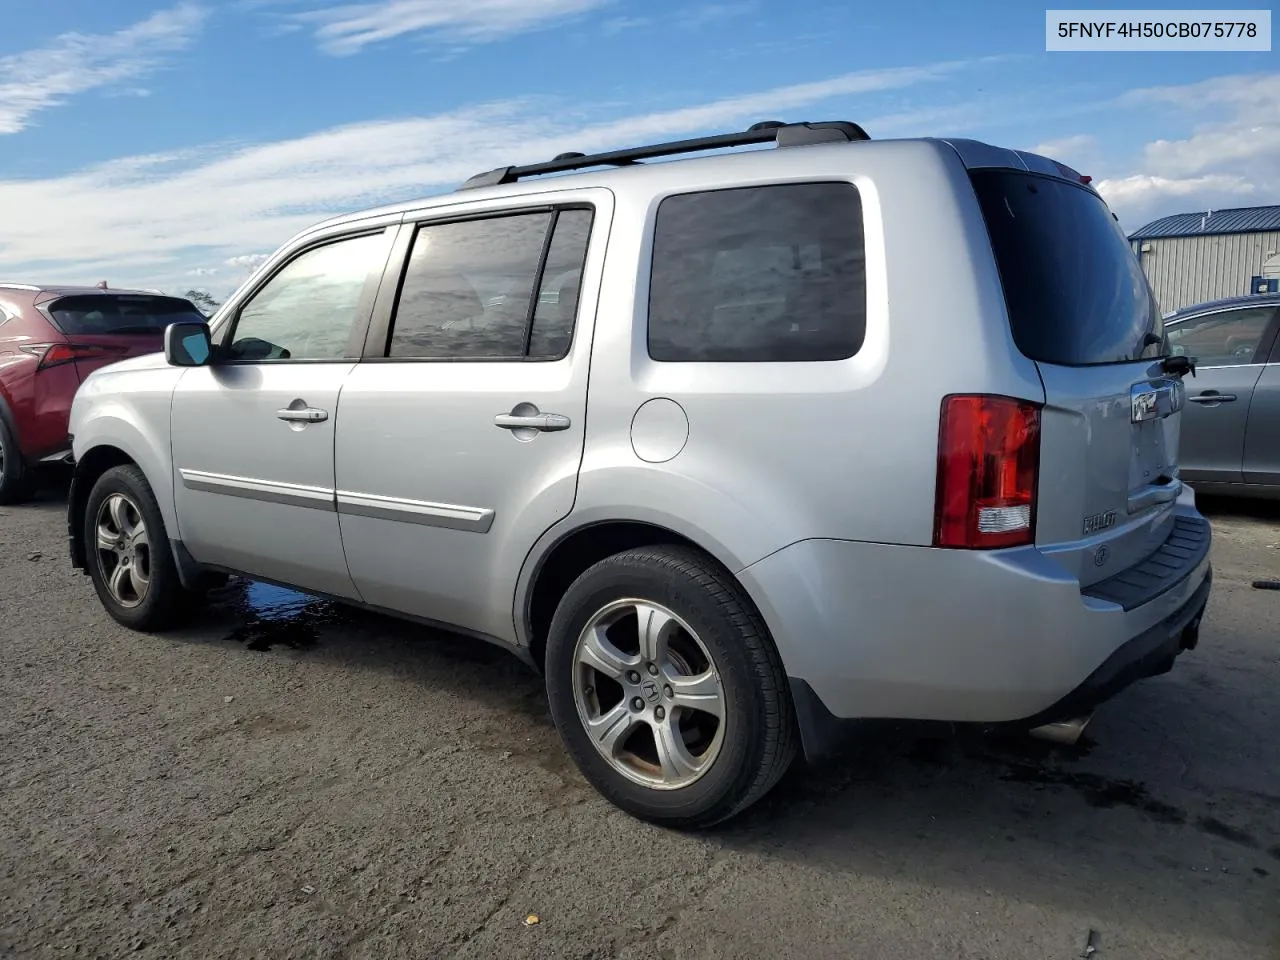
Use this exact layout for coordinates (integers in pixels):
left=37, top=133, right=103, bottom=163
left=218, top=580, right=351, bottom=651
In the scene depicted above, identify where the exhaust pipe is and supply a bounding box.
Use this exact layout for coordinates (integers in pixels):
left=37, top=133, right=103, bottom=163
left=1028, top=715, right=1092, bottom=745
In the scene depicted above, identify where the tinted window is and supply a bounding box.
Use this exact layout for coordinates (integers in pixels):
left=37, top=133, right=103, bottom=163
left=648, top=183, right=866, bottom=362
left=388, top=209, right=591, bottom=360
left=971, top=170, right=1161, bottom=366
left=48, top=295, right=206, bottom=335
left=1166, top=307, right=1275, bottom=367
left=230, top=232, right=386, bottom=361
left=390, top=213, right=548, bottom=359
left=529, top=209, right=592, bottom=359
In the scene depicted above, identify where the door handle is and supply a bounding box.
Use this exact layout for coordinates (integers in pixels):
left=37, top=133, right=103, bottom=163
left=1187, top=391, right=1237, bottom=404
left=494, top=412, right=571, bottom=432
left=276, top=407, right=328, bottom=423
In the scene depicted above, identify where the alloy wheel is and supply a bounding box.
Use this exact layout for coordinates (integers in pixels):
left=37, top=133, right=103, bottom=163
left=94, top=493, right=152, bottom=608
left=571, top=599, right=725, bottom=790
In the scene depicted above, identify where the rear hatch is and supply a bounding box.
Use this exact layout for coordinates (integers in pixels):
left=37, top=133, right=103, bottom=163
left=45, top=293, right=206, bottom=381
left=969, top=168, right=1188, bottom=588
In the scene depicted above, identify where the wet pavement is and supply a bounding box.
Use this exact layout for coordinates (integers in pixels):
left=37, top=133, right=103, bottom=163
left=222, top=581, right=337, bottom=652
left=0, top=486, right=1277, bottom=959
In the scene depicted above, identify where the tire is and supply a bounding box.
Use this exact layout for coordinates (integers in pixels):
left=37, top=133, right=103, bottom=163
left=84, top=464, right=190, bottom=632
left=0, top=415, right=35, bottom=505
left=545, top=545, right=797, bottom=828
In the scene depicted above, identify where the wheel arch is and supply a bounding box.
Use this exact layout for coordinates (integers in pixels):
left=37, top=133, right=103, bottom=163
left=0, top=388, right=21, bottom=450
left=517, top=508, right=764, bottom=673
left=68, top=444, right=139, bottom=572
left=515, top=511, right=851, bottom=764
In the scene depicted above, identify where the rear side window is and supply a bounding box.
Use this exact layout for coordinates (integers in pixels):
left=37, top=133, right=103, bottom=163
left=648, top=182, right=867, bottom=362
left=970, top=170, right=1162, bottom=366
left=48, top=295, right=206, bottom=336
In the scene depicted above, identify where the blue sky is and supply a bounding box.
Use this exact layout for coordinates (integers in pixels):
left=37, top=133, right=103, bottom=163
left=1, top=1, right=1276, bottom=296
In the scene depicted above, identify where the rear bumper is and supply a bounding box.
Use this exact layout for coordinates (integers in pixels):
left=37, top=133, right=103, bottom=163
left=1016, top=565, right=1210, bottom=729
left=738, top=503, right=1213, bottom=752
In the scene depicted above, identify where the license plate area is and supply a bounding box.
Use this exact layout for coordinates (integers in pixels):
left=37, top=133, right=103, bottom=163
left=1129, top=378, right=1183, bottom=495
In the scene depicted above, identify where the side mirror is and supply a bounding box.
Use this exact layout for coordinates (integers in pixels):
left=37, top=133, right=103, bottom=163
left=165, top=321, right=213, bottom=367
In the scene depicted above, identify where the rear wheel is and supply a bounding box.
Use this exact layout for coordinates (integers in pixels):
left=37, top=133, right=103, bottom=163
left=84, top=465, right=190, bottom=631
left=545, top=545, right=797, bottom=828
left=0, top=416, right=35, bottom=505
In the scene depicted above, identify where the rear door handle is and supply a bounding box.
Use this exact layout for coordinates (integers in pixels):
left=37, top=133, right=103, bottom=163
left=494, top=413, right=571, bottom=432
left=1188, top=392, right=1237, bottom=404
left=276, top=407, right=328, bottom=423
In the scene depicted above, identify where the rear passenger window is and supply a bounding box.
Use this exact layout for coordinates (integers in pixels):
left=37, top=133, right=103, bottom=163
left=529, top=209, right=592, bottom=359
left=648, top=183, right=866, bottom=362
left=387, top=208, right=592, bottom=360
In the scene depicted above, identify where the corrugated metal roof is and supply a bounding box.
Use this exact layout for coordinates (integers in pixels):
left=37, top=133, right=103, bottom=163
left=1129, top=204, right=1280, bottom=240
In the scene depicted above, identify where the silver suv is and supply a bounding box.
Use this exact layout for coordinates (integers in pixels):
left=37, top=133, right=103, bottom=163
left=67, top=120, right=1213, bottom=827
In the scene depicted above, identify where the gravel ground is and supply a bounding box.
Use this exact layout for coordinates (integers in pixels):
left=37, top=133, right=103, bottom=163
left=1, top=483, right=1277, bottom=960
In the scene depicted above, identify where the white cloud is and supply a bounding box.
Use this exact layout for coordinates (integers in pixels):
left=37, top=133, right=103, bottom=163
left=1124, top=72, right=1279, bottom=112
left=1029, top=133, right=1096, bottom=160
left=0, top=60, right=978, bottom=293
left=296, top=0, right=613, bottom=55
left=600, top=15, right=650, bottom=35
left=1098, top=72, right=1280, bottom=229
left=1095, top=173, right=1256, bottom=206
left=677, top=2, right=758, bottom=30
left=225, top=253, right=272, bottom=270
left=0, top=4, right=207, bottom=135
left=187, top=266, right=219, bottom=276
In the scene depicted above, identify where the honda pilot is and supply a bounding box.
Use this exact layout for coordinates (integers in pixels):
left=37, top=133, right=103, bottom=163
left=65, top=121, right=1212, bottom=827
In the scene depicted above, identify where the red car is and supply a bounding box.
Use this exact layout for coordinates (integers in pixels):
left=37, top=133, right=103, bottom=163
left=0, top=284, right=208, bottom=503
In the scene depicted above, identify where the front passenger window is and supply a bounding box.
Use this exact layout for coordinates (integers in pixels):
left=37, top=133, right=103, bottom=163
left=228, top=232, right=387, bottom=361
left=1165, top=307, right=1274, bottom=367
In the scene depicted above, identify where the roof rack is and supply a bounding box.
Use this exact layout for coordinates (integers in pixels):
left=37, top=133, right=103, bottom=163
left=459, top=119, right=870, bottom=191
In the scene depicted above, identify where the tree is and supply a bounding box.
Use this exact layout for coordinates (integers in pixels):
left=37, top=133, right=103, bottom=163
left=184, top=289, right=221, bottom=317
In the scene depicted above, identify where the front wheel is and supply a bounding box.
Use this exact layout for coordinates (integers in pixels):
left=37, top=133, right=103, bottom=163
left=545, top=545, right=797, bottom=828
left=84, top=465, right=190, bottom=632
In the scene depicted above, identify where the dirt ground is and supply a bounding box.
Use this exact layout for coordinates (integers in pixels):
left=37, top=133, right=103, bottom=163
left=0, top=483, right=1277, bottom=960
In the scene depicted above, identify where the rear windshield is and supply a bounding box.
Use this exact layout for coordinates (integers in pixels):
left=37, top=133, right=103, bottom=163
left=970, top=170, right=1162, bottom=366
left=47, top=294, right=205, bottom=336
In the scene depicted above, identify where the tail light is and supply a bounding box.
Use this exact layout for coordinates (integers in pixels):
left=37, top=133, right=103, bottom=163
left=933, top=394, right=1041, bottom=549
left=19, top=343, right=124, bottom=370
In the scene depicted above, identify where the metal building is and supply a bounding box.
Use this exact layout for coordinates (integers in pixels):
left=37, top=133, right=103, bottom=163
left=1128, top=204, right=1280, bottom=314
